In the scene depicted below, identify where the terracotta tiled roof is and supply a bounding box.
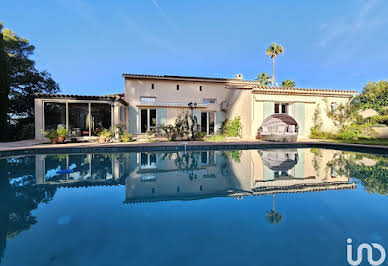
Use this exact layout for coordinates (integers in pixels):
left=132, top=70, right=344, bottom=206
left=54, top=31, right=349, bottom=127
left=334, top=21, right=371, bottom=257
left=122, top=73, right=356, bottom=94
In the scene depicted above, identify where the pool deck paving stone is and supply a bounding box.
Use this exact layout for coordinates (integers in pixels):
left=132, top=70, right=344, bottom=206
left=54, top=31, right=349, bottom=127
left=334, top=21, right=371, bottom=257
left=0, top=138, right=387, bottom=157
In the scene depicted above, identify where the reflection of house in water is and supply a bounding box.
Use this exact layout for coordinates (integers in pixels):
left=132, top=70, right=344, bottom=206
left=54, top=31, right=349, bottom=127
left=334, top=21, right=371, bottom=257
left=34, top=149, right=356, bottom=202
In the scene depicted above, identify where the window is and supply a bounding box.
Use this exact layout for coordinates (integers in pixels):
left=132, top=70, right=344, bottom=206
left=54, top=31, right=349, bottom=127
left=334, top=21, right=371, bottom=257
left=44, top=102, right=66, bottom=131
left=275, top=103, right=288, bottom=114
left=140, top=97, right=156, bottom=102
left=140, top=109, right=157, bottom=133
left=200, top=112, right=215, bottom=135
left=140, top=152, right=157, bottom=170
left=91, top=103, right=112, bottom=136
left=203, top=99, right=217, bottom=104
left=68, top=103, right=90, bottom=136
left=151, top=83, right=154, bottom=89
left=177, top=84, right=180, bottom=90
left=199, top=86, right=202, bottom=91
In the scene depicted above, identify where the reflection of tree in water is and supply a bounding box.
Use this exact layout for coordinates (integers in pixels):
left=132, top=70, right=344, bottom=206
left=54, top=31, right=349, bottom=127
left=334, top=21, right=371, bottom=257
left=90, top=154, right=113, bottom=179
left=265, top=194, right=283, bottom=225
left=161, top=152, right=200, bottom=181
left=0, top=159, right=56, bottom=263
left=310, top=148, right=323, bottom=179
left=326, top=152, right=388, bottom=195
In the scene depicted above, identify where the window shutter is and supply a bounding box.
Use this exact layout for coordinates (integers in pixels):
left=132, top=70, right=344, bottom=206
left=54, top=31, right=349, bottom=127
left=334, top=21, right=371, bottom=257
left=215, top=111, right=225, bottom=134
left=156, top=108, right=167, bottom=126
left=294, top=103, right=305, bottom=135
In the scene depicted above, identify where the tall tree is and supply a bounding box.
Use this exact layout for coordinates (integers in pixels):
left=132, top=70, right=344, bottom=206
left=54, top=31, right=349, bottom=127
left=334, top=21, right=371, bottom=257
left=0, top=23, right=10, bottom=140
left=281, top=79, right=296, bottom=88
left=1, top=22, right=60, bottom=140
left=266, top=42, right=284, bottom=87
left=257, top=72, right=271, bottom=86
left=353, top=80, right=388, bottom=113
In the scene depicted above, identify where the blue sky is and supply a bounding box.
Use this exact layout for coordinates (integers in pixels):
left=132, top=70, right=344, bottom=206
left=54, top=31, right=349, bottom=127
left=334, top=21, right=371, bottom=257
left=1, top=0, right=388, bottom=95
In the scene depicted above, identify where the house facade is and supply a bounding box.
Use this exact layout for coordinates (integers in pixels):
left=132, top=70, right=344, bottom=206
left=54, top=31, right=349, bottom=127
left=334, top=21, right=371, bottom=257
left=34, top=73, right=356, bottom=140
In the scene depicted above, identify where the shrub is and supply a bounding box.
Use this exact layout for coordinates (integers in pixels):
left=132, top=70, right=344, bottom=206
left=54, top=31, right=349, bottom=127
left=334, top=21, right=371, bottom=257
left=221, top=117, right=242, bottom=137
left=56, top=126, right=68, bottom=137
left=159, top=125, right=178, bottom=141
left=17, top=123, right=34, bottom=140
left=336, top=124, right=376, bottom=140
left=43, top=130, right=58, bottom=140
left=98, top=128, right=112, bottom=140
left=121, top=132, right=132, bottom=142
left=369, top=114, right=388, bottom=126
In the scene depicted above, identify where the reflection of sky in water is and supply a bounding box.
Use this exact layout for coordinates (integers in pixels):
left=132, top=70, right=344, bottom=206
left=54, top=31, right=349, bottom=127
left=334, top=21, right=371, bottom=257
left=1, top=149, right=388, bottom=266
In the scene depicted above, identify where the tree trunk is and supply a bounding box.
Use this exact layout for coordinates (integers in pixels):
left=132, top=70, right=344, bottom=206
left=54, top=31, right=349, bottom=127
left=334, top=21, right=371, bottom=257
left=0, top=31, right=10, bottom=141
left=272, top=56, right=275, bottom=87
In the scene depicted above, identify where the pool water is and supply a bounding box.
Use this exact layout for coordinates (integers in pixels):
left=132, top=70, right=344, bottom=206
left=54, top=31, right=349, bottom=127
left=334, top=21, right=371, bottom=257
left=0, top=148, right=387, bottom=266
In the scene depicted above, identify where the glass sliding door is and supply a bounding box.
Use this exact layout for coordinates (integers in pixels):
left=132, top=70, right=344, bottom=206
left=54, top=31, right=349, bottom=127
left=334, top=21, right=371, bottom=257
left=68, top=103, right=90, bottom=137
left=200, top=112, right=215, bottom=135
left=91, top=103, right=111, bottom=136
left=140, top=109, right=156, bottom=133
left=44, top=102, right=66, bottom=131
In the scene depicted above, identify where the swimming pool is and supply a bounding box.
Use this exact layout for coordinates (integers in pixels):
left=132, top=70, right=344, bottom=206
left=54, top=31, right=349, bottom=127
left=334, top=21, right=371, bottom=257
left=0, top=148, right=387, bottom=266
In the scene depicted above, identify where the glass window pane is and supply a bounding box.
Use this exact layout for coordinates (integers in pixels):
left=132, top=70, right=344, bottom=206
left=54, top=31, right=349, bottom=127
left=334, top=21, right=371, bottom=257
left=140, top=97, right=156, bottom=102
left=149, top=109, right=156, bottom=127
left=68, top=103, right=89, bottom=136
left=44, top=102, right=66, bottom=131
left=91, top=103, right=111, bottom=136
left=201, top=112, right=207, bottom=133
left=209, top=112, right=215, bottom=135
left=275, top=104, right=279, bottom=113
left=141, top=109, right=148, bottom=133
left=282, top=104, right=286, bottom=114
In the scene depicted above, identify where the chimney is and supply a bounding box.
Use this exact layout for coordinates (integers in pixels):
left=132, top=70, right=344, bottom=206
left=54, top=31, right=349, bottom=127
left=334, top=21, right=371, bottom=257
left=235, top=74, right=243, bottom=80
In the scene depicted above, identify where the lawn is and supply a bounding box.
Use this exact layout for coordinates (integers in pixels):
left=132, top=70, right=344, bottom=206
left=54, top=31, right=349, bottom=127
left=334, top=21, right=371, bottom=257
left=321, top=138, right=388, bottom=146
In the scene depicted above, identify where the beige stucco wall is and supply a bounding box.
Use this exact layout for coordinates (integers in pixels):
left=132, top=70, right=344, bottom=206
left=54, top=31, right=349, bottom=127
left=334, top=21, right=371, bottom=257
left=225, top=89, right=252, bottom=139
left=124, top=79, right=226, bottom=110
left=252, top=94, right=351, bottom=139
left=124, top=78, right=247, bottom=135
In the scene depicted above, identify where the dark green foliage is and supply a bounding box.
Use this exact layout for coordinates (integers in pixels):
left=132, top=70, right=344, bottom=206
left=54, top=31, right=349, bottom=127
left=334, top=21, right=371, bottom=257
left=1, top=22, right=60, bottom=141
left=257, top=72, right=271, bottom=86
left=281, top=79, right=296, bottom=88
left=158, top=111, right=201, bottom=141
left=353, top=80, right=388, bottom=112
left=327, top=152, right=388, bottom=195
left=0, top=23, right=10, bottom=140
left=220, top=117, right=242, bottom=137
left=223, top=150, right=242, bottom=163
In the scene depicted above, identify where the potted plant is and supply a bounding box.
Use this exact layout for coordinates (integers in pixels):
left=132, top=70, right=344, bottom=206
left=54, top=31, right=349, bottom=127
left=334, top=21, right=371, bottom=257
left=57, top=126, right=68, bottom=143
left=43, top=130, right=59, bottom=144
left=121, top=132, right=133, bottom=142
left=98, top=128, right=112, bottom=143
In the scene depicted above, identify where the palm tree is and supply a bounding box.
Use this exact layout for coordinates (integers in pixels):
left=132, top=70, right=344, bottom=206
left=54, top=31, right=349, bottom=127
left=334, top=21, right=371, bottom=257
left=257, top=72, right=272, bottom=86
left=266, top=42, right=284, bottom=87
left=281, top=79, right=296, bottom=88
left=265, top=194, right=283, bottom=225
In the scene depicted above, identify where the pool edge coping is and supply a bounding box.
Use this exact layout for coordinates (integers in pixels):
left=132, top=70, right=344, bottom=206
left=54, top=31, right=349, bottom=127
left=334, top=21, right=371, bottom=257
left=0, top=141, right=387, bottom=158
